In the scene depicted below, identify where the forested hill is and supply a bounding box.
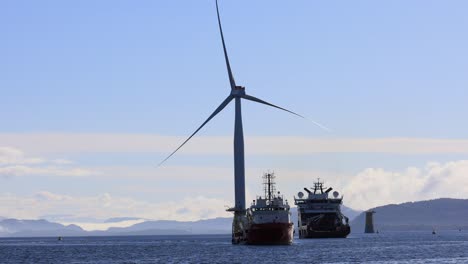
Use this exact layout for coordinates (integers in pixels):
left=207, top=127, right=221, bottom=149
left=351, top=198, right=468, bottom=232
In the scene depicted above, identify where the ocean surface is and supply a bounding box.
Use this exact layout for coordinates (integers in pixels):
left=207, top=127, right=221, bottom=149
left=0, top=231, right=467, bottom=263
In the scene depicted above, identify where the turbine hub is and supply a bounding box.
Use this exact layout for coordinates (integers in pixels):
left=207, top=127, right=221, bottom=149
left=231, top=86, right=246, bottom=96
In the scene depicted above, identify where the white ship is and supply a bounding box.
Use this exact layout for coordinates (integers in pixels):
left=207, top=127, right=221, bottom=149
left=294, top=179, right=350, bottom=238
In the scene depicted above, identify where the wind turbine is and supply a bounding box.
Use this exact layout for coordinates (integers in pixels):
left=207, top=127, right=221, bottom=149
left=159, top=0, right=321, bottom=243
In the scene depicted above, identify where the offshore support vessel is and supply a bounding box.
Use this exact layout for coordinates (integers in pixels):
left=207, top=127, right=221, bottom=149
left=245, top=172, right=294, bottom=245
left=294, top=179, right=350, bottom=238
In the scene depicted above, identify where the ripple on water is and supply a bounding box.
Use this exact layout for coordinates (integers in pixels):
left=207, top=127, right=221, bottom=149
left=0, top=232, right=467, bottom=264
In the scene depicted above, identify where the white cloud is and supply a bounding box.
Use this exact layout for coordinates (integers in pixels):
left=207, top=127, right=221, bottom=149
left=2, top=143, right=468, bottom=225
left=97, top=165, right=232, bottom=179
left=2, top=134, right=468, bottom=155
left=0, top=191, right=232, bottom=228
left=341, top=160, right=468, bottom=210
left=0, top=147, right=44, bottom=165
left=0, top=165, right=98, bottom=177
left=61, top=219, right=147, bottom=231
left=51, top=159, right=74, bottom=165
left=0, top=160, right=467, bottom=226
left=35, top=191, right=72, bottom=201
left=0, top=147, right=98, bottom=178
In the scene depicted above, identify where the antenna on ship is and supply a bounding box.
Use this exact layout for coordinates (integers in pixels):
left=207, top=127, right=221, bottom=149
left=263, top=172, right=276, bottom=202
left=313, top=178, right=325, bottom=194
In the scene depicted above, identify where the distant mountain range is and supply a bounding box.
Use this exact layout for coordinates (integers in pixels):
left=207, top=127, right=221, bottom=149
left=0, top=219, right=84, bottom=237
left=0, top=206, right=360, bottom=237
left=0, top=217, right=229, bottom=237
left=1, top=199, right=466, bottom=237
left=351, top=198, right=468, bottom=232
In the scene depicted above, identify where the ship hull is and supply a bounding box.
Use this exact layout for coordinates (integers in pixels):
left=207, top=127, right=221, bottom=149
left=299, top=225, right=350, bottom=239
left=247, top=223, right=293, bottom=245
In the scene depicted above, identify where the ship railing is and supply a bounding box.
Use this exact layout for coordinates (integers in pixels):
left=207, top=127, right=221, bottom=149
left=256, top=194, right=285, bottom=201
left=294, top=199, right=342, bottom=205
left=251, top=206, right=289, bottom=212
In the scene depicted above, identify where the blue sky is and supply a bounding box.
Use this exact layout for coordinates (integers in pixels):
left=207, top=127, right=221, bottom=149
left=1, top=0, right=468, bottom=228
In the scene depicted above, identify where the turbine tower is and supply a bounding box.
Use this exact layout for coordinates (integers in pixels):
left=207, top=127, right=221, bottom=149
left=159, top=0, right=310, bottom=243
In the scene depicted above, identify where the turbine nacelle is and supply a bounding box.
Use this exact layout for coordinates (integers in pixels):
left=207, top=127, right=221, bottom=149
left=158, top=1, right=316, bottom=168
left=231, top=86, right=246, bottom=96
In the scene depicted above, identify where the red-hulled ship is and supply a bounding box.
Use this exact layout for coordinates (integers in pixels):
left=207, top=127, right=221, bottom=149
left=246, top=172, right=293, bottom=245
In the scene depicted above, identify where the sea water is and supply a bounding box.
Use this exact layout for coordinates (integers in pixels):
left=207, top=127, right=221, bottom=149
left=0, top=231, right=467, bottom=263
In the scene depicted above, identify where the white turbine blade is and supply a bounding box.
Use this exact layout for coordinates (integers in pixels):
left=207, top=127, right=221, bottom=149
left=216, top=0, right=236, bottom=90
left=242, top=94, right=331, bottom=132
left=242, top=94, right=304, bottom=118
left=158, top=95, right=233, bottom=166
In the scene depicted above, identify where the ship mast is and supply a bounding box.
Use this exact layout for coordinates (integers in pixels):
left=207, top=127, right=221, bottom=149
left=263, top=172, right=276, bottom=202
left=313, top=178, right=325, bottom=194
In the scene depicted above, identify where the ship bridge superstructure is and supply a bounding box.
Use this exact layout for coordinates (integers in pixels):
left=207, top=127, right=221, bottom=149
left=294, top=179, right=350, bottom=238
left=294, top=179, right=343, bottom=214
left=249, top=172, right=291, bottom=224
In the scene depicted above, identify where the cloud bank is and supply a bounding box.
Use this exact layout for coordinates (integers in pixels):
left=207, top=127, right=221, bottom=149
left=2, top=134, right=468, bottom=155
left=0, top=147, right=44, bottom=165
left=0, top=191, right=232, bottom=228
left=341, top=160, right=468, bottom=210
left=1, top=160, right=468, bottom=222
left=0, top=147, right=98, bottom=178
left=2, top=141, right=468, bottom=223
